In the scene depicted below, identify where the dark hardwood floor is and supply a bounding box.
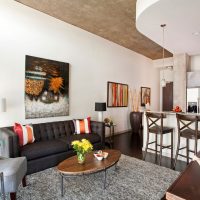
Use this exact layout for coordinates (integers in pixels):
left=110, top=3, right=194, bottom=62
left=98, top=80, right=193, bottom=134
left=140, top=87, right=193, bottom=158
left=107, top=131, right=187, bottom=172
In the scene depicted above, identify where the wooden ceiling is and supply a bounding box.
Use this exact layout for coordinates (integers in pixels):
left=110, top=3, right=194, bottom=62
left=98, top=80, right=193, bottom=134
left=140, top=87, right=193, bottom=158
left=15, top=0, right=172, bottom=60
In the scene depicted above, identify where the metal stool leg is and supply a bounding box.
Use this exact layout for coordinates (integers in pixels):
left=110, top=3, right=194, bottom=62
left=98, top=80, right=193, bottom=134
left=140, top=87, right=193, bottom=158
left=194, top=137, right=198, bottom=155
left=171, top=131, right=174, bottom=169
left=155, top=134, right=158, bottom=164
left=186, top=138, right=189, bottom=165
left=143, top=132, right=150, bottom=161
left=159, top=133, right=163, bottom=166
left=174, top=136, right=180, bottom=170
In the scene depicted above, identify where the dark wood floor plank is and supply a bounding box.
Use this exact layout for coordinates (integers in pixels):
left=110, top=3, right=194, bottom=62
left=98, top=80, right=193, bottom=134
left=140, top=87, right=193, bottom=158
left=108, top=131, right=187, bottom=172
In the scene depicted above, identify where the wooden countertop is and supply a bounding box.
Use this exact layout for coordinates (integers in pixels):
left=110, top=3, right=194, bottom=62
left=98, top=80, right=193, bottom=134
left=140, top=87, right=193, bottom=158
left=145, top=111, right=200, bottom=116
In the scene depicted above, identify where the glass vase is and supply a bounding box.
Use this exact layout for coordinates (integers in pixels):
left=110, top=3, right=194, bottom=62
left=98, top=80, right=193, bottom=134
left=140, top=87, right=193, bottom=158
left=77, top=153, right=86, bottom=164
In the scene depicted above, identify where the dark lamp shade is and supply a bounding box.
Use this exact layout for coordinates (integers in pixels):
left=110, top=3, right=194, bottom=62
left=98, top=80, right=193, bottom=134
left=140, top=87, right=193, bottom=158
left=95, top=102, right=106, bottom=111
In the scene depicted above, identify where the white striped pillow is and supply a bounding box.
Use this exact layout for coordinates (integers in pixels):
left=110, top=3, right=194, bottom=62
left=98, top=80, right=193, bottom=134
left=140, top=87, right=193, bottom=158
left=73, top=117, right=91, bottom=134
left=14, top=123, right=35, bottom=146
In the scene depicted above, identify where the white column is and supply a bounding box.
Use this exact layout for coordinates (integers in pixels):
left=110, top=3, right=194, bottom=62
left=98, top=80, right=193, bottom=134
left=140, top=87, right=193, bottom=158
left=173, top=53, right=189, bottom=112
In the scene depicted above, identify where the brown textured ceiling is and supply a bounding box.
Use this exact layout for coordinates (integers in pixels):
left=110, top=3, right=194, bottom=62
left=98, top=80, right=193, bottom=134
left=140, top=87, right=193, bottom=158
left=15, top=0, right=172, bottom=60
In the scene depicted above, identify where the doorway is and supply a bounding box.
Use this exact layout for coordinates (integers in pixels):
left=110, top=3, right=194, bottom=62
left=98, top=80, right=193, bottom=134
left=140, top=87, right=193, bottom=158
left=162, top=82, right=173, bottom=111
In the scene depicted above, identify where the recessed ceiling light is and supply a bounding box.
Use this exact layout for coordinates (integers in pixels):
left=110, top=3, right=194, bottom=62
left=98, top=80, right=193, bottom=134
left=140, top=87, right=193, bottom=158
left=192, top=31, right=200, bottom=36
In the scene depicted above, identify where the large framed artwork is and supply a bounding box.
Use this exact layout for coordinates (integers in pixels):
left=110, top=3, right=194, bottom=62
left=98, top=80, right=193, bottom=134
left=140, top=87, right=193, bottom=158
left=141, top=87, right=151, bottom=106
left=25, top=55, right=69, bottom=119
left=107, top=81, right=128, bottom=107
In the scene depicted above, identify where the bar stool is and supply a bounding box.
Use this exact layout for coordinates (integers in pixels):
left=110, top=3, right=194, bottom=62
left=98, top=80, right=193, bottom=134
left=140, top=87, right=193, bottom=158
left=143, top=112, right=174, bottom=168
left=174, top=114, right=200, bottom=169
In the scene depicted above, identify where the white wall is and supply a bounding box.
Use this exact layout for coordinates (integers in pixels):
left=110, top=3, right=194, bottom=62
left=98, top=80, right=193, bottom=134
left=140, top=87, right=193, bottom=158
left=0, top=0, right=160, bottom=134
left=159, top=68, right=174, bottom=110
left=153, top=57, right=174, bottom=68
left=190, top=55, right=200, bottom=71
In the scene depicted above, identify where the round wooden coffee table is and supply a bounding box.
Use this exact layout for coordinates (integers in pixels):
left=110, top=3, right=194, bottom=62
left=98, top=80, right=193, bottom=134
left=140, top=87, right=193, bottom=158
left=57, top=149, right=121, bottom=196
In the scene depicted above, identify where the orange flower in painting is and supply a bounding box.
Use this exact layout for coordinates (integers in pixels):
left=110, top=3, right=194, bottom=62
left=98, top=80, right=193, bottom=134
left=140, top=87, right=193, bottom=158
left=49, top=77, right=63, bottom=93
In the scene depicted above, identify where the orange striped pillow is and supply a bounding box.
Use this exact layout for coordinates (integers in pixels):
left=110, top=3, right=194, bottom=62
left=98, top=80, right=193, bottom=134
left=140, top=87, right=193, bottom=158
left=14, top=123, right=35, bottom=146
left=74, top=117, right=91, bottom=134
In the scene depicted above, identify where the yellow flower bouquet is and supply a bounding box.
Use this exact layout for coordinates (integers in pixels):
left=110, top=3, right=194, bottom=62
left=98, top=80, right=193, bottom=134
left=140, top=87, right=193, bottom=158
left=71, top=139, right=93, bottom=164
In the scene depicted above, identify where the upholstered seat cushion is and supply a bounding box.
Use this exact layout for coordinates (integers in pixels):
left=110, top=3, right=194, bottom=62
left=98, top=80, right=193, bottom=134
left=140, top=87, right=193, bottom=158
left=180, top=129, right=200, bottom=139
left=21, top=139, right=68, bottom=161
left=68, top=133, right=101, bottom=149
left=0, top=157, right=27, bottom=193
left=149, top=126, right=173, bottom=134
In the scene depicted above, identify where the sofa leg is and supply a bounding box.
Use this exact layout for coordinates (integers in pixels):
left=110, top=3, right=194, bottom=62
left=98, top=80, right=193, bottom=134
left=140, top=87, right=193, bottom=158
left=22, top=176, right=26, bottom=187
left=10, top=192, right=16, bottom=200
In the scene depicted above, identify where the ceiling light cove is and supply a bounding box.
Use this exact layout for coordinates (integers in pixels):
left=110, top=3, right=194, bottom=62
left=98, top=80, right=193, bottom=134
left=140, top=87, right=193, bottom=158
left=192, top=32, right=200, bottom=36
left=136, top=0, right=200, bottom=55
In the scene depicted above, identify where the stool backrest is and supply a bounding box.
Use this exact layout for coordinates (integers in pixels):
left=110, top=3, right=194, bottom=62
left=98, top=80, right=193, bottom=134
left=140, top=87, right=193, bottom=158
left=146, top=112, right=166, bottom=133
left=176, top=114, right=198, bottom=137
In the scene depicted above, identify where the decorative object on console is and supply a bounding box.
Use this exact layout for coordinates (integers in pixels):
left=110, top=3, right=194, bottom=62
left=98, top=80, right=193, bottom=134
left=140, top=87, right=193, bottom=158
left=141, top=87, right=151, bottom=107
left=172, top=105, right=182, bottom=112
left=129, top=89, right=143, bottom=136
left=104, top=117, right=113, bottom=126
left=129, top=88, right=140, bottom=112
left=107, top=81, right=128, bottom=107
left=71, top=139, right=93, bottom=164
left=1, top=98, right=6, bottom=112
left=13, top=123, right=35, bottom=146
left=95, top=102, right=106, bottom=122
left=73, top=117, right=91, bottom=134
left=25, top=55, right=69, bottom=119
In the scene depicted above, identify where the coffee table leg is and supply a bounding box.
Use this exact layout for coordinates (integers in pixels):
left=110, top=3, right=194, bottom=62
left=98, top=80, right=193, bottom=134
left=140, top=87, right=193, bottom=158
left=115, top=164, right=117, bottom=171
left=61, top=174, right=64, bottom=197
left=104, top=169, right=107, bottom=189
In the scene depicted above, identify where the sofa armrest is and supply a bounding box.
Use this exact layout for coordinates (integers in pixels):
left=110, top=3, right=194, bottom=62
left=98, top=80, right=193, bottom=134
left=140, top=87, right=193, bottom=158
left=0, top=128, right=19, bottom=158
left=90, top=121, right=105, bottom=149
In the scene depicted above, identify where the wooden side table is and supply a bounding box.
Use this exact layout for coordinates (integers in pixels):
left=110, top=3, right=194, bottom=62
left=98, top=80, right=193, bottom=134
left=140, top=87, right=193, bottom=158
left=105, top=123, right=116, bottom=148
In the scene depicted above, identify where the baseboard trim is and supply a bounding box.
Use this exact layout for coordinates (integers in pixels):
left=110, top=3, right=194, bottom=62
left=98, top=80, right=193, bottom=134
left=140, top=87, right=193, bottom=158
left=142, top=147, right=188, bottom=162
left=105, top=129, right=131, bottom=138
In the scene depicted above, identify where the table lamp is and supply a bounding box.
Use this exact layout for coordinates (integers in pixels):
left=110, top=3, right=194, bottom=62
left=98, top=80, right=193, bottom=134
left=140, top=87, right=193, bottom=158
left=95, top=102, right=106, bottom=122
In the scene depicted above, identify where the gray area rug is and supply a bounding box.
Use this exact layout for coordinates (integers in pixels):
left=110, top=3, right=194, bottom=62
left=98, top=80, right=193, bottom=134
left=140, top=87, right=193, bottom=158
left=16, top=155, right=179, bottom=200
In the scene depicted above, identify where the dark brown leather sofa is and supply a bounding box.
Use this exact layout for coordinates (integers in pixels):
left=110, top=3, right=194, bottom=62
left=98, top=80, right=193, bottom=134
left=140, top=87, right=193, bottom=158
left=0, top=120, right=105, bottom=175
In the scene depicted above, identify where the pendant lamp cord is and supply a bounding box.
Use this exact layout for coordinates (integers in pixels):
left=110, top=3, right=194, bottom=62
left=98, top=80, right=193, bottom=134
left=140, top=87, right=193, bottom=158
left=161, top=24, right=166, bottom=79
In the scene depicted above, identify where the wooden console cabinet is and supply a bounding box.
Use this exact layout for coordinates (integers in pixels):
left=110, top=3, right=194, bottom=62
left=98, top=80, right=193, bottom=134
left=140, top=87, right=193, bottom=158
left=165, top=153, right=200, bottom=200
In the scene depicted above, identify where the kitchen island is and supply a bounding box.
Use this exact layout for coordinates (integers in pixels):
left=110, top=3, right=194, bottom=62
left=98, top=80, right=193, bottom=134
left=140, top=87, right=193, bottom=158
left=143, top=111, right=200, bottom=162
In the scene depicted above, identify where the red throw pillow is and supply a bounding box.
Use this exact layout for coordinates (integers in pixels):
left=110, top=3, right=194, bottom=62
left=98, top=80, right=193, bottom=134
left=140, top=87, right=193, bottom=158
left=14, top=123, right=35, bottom=146
left=73, top=117, right=91, bottom=134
